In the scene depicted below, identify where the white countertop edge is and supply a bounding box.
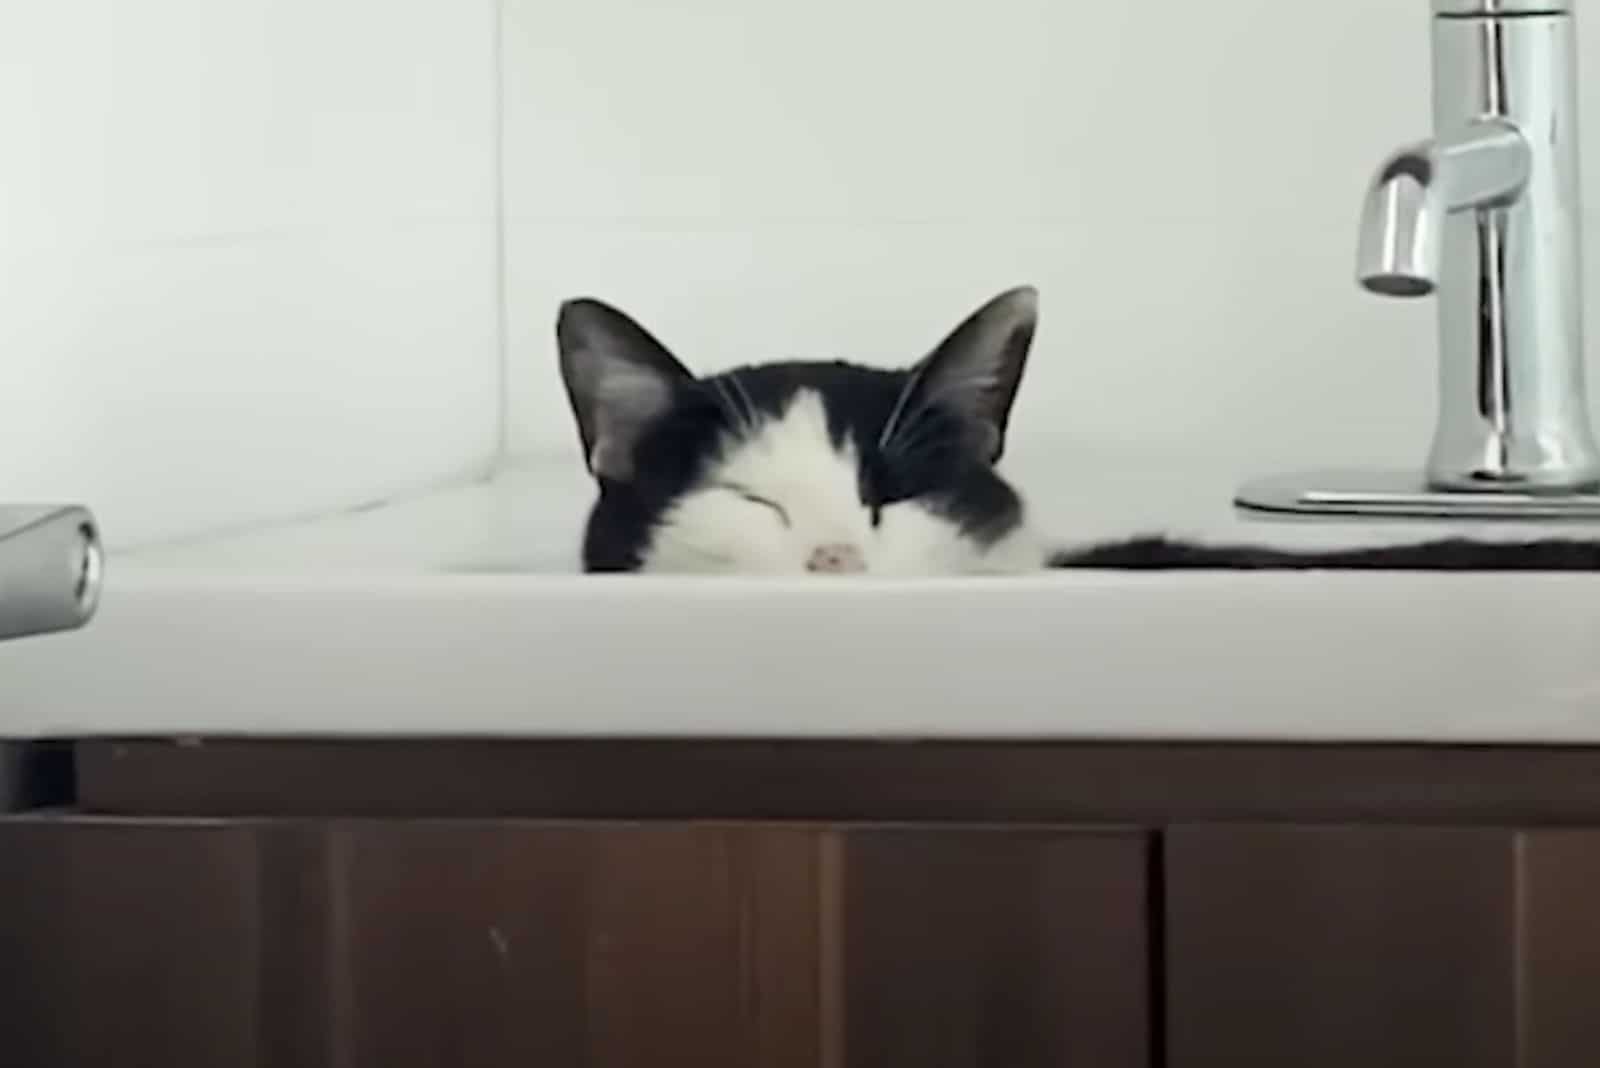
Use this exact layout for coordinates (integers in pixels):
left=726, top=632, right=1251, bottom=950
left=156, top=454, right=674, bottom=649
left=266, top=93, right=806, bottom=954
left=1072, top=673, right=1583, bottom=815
left=5, top=568, right=1599, bottom=744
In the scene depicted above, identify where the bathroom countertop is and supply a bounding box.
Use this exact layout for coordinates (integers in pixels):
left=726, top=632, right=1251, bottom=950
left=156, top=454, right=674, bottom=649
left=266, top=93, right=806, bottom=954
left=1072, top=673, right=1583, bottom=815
left=3, top=442, right=1598, bottom=743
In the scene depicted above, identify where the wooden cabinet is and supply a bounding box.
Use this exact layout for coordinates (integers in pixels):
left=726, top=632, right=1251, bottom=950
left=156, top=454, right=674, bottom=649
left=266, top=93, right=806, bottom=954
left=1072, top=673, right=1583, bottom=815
left=11, top=740, right=1600, bottom=1066
left=1165, top=826, right=1600, bottom=1068
left=0, top=818, right=1150, bottom=1068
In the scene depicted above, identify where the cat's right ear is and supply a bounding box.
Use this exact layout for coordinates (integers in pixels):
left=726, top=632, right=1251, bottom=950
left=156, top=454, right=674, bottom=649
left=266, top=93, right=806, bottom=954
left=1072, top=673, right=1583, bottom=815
left=557, top=298, right=695, bottom=481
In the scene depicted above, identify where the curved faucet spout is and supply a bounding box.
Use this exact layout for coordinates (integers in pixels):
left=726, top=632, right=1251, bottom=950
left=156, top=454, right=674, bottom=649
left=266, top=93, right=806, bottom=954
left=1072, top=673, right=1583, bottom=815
left=1356, top=119, right=1530, bottom=297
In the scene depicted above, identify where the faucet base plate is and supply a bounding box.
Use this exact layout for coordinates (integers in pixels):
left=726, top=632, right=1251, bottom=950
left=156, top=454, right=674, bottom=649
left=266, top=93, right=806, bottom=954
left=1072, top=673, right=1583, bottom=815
left=1235, top=470, right=1600, bottom=520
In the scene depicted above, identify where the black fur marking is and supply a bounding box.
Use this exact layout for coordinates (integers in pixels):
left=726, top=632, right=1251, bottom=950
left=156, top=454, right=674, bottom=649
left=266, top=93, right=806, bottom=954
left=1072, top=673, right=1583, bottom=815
left=579, top=381, right=728, bottom=572
left=1053, top=536, right=1600, bottom=571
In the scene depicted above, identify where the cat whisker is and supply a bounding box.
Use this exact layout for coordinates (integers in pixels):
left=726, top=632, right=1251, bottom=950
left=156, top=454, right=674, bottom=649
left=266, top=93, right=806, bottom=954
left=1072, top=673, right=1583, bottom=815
left=708, top=378, right=750, bottom=436
left=882, top=396, right=946, bottom=457
left=727, top=370, right=760, bottom=433
left=880, top=369, right=1001, bottom=454
left=883, top=405, right=926, bottom=450
left=885, top=410, right=955, bottom=460
left=922, top=371, right=1001, bottom=410
left=876, top=360, right=930, bottom=451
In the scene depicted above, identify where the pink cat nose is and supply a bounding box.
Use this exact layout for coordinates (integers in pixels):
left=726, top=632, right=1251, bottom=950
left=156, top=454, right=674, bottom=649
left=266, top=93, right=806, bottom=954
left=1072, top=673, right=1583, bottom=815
left=806, top=543, right=865, bottom=574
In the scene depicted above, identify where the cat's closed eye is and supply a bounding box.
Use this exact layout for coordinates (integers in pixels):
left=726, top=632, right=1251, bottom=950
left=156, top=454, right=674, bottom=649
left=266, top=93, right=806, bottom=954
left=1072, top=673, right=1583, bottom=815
left=713, top=483, right=791, bottom=528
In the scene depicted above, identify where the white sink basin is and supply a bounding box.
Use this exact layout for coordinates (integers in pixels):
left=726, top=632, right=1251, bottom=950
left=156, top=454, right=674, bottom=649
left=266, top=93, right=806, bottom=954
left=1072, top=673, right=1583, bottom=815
left=4, top=444, right=1599, bottom=743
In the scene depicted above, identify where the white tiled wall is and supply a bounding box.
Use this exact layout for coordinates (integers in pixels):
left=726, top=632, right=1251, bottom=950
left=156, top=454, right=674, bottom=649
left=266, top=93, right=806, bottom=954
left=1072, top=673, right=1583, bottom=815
left=2, top=0, right=501, bottom=546
left=502, top=0, right=1600, bottom=473
left=12, top=0, right=1600, bottom=550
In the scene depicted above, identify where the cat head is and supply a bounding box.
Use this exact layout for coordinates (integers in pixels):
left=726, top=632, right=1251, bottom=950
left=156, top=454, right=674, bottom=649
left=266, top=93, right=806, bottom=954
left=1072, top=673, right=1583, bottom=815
left=556, top=287, right=1044, bottom=575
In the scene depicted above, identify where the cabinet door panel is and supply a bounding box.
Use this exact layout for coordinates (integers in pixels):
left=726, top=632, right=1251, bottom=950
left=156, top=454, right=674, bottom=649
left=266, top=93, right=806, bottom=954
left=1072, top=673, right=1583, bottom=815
left=1166, top=825, right=1600, bottom=1068
left=1516, top=832, right=1600, bottom=1068
left=335, top=822, right=821, bottom=1068
left=837, top=827, right=1150, bottom=1068
left=0, top=821, right=262, bottom=1067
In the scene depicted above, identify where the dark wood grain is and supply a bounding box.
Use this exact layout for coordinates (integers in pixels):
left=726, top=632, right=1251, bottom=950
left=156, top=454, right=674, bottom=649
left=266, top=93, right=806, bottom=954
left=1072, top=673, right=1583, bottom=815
left=76, top=738, right=1600, bottom=824
left=2, top=814, right=1159, bottom=1068
left=1166, top=825, right=1600, bottom=1068
left=254, top=825, right=338, bottom=1068
left=836, top=826, right=1150, bottom=1068
left=1167, top=824, right=1514, bottom=1067
left=1515, top=832, right=1600, bottom=1068
left=0, top=818, right=263, bottom=1067
left=332, top=821, right=822, bottom=1068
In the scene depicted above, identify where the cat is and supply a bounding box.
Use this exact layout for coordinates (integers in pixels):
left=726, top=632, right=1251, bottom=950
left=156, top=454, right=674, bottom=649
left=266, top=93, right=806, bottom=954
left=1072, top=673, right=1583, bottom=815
left=557, top=287, right=1046, bottom=574
left=556, top=288, right=1600, bottom=574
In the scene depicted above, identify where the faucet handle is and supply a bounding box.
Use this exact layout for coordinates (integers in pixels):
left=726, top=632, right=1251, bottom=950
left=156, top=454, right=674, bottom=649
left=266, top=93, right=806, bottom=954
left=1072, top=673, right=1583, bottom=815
left=0, top=505, right=102, bottom=642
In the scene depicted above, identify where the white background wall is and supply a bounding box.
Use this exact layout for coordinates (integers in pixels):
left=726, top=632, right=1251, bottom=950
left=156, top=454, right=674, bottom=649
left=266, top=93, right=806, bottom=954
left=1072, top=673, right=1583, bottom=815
left=502, top=0, right=1600, bottom=476
left=2, top=0, right=502, bottom=546
left=8, top=1, right=1600, bottom=548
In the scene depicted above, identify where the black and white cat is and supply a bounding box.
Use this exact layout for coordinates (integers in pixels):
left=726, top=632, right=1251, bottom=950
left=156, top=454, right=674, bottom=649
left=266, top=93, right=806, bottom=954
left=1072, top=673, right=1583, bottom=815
left=557, top=287, right=1047, bottom=574
left=557, top=288, right=1600, bottom=574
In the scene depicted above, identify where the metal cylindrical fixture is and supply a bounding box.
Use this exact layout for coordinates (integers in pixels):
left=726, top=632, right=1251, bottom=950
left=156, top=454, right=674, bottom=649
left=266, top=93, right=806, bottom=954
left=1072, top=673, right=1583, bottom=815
left=1422, top=6, right=1600, bottom=491
left=0, top=505, right=103, bottom=642
left=1432, top=0, right=1573, bottom=16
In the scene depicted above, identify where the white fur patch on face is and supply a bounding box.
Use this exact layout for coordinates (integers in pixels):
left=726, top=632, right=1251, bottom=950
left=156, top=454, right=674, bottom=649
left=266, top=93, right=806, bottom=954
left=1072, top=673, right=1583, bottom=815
left=639, top=389, right=1046, bottom=575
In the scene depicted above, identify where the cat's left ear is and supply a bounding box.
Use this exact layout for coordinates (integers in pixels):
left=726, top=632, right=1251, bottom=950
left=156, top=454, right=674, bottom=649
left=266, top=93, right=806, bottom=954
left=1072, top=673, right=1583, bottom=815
left=884, top=286, right=1038, bottom=464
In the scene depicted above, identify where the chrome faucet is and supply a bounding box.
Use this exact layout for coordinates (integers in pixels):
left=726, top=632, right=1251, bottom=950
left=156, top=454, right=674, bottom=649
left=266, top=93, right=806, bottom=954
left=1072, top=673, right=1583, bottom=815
left=1238, top=0, right=1600, bottom=518
left=0, top=505, right=103, bottom=642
